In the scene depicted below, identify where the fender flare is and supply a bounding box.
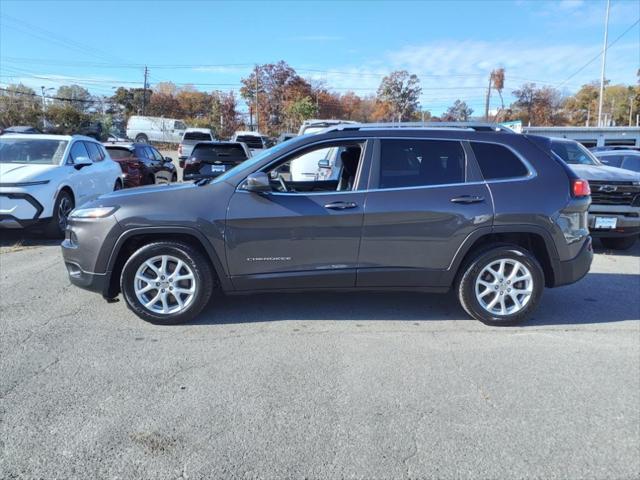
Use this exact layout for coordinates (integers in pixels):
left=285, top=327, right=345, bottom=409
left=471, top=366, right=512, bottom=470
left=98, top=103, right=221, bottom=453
left=447, top=224, right=560, bottom=284
left=105, top=226, right=233, bottom=292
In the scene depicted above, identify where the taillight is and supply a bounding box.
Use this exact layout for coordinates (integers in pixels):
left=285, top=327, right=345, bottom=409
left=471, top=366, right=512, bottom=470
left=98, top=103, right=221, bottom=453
left=178, top=145, right=183, bottom=155
left=572, top=179, right=591, bottom=197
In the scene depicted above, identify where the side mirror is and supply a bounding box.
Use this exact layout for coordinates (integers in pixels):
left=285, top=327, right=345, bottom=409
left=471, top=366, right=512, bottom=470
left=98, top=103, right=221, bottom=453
left=164, top=156, right=173, bottom=163
left=318, top=159, right=331, bottom=169
left=243, top=172, right=272, bottom=193
left=73, top=156, right=92, bottom=169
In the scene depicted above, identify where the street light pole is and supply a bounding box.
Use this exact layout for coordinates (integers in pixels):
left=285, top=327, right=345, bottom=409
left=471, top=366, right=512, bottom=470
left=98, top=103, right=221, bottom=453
left=597, top=0, right=611, bottom=127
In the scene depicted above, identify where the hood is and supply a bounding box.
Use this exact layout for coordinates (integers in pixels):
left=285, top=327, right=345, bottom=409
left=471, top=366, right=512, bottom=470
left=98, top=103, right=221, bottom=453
left=93, top=181, right=198, bottom=205
left=0, top=163, right=59, bottom=183
left=569, top=164, right=640, bottom=183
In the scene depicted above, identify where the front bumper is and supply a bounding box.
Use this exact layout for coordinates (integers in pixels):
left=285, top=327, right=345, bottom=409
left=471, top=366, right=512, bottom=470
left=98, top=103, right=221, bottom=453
left=62, top=257, right=110, bottom=295
left=0, top=192, right=45, bottom=228
left=553, top=236, right=593, bottom=287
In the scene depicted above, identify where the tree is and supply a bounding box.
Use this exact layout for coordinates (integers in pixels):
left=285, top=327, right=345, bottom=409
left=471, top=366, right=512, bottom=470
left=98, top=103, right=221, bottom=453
left=491, top=68, right=506, bottom=118
left=55, top=85, right=92, bottom=112
left=376, top=70, right=422, bottom=121
left=176, top=87, right=211, bottom=119
left=284, top=96, right=317, bottom=131
left=0, top=83, right=42, bottom=128
left=147, top=92, right=183, bottom=118
left=511, top=83, right=564, bottom=126
left=442, top=100, right=473, bottom=122
left=240, top=61, right=313, bottom=135
left=110, top=87, right=147, bottom=116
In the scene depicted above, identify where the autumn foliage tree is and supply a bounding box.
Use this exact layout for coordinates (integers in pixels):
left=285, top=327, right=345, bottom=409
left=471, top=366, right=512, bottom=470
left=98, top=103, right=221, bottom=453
left=376, top=70, right=422, bottom=121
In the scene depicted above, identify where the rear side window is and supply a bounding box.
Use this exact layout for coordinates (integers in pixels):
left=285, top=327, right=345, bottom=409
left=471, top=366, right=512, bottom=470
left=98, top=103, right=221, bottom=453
left=192, top=144, right=248, bottom=162
left=470, top=142, right=529, bottom=180
left=378, top=139, right=465, bottom=189
left=84, top=142, right=104, bottom=162
left=596, top=155, right=623, bottom=168
left=184, top=132, right=213, bottom=141
left=135, top=146, right=152, bottom=159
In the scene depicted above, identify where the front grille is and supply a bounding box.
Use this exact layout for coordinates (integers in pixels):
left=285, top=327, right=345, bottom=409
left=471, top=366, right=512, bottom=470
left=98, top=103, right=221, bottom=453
left=588, top=181, right=640, bottom=206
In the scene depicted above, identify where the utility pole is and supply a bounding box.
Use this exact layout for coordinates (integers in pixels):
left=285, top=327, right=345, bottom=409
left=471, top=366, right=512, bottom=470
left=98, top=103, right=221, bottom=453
left=484, top=72, right=492, bottom=121
left=40, top=86, right=47, bottom=129
left=254, top=65, right=259, bottom=132
left=629, top=96, right=634, bottom=127
left=142, top=66, right=149, bottom=115
left=597, top=0, right=610, bottom=127
left=586, top=105, right=591, bottom=127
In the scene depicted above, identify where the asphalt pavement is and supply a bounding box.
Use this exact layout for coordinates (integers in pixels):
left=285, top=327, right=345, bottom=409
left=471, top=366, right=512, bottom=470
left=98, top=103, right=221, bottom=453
left=1, top=236, right=639, bottom=479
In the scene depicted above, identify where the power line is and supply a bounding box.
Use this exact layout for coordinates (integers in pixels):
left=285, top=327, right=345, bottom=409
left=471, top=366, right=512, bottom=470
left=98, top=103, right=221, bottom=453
left=556, top=17, right=639, bottom=89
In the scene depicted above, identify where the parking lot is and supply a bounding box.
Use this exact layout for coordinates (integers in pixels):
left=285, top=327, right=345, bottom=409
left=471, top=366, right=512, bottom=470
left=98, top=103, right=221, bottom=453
left=1, top=234, right=638, bottom=479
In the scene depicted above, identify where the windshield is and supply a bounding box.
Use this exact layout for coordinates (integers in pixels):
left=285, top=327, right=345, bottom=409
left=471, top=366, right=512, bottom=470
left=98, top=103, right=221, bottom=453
left=551, top=140, right=600, bottom=166
left=0, top=138, right=68, bottom=164
left=210, top=138, right=297, bottom=184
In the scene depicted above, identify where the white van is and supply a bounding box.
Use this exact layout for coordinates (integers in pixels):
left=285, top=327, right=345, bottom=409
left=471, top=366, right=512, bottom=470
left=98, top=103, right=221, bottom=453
left=126, top=116, right=187, bottom=144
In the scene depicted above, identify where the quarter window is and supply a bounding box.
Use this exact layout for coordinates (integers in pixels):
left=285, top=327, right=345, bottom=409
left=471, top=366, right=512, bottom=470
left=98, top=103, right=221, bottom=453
left=378, top=139, right=465, bottom=189
left=471, top=142, right=529, bottom=179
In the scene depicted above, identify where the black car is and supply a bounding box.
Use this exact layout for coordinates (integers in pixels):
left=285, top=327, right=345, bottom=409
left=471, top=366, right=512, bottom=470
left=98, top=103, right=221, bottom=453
left=104, top=142, right=177, bottom=187
left=183, top=141, right=251, bottom=180
left=62, top=123, right=593, bottom=326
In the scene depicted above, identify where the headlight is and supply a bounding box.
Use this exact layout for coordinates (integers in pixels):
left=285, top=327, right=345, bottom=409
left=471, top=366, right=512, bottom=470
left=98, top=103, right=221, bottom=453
left=0, top=180, right=50, bottom=187
left=70, top=206, right=118, bottom=219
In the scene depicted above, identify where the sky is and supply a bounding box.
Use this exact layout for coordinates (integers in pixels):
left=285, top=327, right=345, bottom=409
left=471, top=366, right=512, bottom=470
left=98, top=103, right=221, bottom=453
left=1, top=0, right=639, bottom=116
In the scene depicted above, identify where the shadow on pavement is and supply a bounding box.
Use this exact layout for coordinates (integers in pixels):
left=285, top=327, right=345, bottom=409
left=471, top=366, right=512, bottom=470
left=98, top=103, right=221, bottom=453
left=592, top=237, right=640, bottom=257
left=0, top=229, right=61, bottom=248
left=191, top=272, right=639, bottom=327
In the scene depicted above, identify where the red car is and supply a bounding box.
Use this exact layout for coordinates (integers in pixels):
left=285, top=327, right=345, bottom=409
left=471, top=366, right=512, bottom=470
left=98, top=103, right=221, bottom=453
left=104, top=142, right=177, bottom=187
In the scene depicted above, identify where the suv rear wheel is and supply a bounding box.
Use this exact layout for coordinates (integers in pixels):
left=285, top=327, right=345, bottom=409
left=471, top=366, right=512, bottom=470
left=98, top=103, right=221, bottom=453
left=120, top=242, right=214, bottom=324
left=600, top=236, right=637, bottom=251
left=457, top=245, right=544, bottom=326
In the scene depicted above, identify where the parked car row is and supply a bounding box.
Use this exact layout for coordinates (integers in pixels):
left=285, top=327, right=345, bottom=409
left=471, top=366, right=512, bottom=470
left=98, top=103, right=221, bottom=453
left=0, top=134, right=180, bottom=237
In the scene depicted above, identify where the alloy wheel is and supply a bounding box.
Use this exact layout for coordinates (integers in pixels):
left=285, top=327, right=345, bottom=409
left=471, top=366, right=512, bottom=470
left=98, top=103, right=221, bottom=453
left=134, top=255, right=196, bottom=314
left=475, top=258, right=533, bottom=316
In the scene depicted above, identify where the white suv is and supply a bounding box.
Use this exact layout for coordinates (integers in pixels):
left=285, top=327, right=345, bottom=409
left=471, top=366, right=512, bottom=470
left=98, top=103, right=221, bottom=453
left=0, top=134, right=123, bottom=236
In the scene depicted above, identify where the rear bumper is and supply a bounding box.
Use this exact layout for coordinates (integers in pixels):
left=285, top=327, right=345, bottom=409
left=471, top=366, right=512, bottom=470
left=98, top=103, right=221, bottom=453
left=588, top=205, right=640, bottom=238
left=552, top=236, right=593, bottom=287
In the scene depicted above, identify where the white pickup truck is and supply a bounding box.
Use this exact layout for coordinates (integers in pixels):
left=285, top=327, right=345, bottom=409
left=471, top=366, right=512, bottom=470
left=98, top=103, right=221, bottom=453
left=178, top=128, right=215, bottom=167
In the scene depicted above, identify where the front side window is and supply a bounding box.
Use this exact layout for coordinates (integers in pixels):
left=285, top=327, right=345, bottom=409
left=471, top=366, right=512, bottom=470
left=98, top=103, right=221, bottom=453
left=69, top=142, right=91, bottom=164
left=471, top=142, right=529, bottom=179
left=174, top=121, right=186, bottom=130
left=0, top=138, right=68, bottom=165
left=84, top=142, right=104, bottom=162
left=378, top=139, right=465, bottom=189
left=265, top=142, right=364, bottom=193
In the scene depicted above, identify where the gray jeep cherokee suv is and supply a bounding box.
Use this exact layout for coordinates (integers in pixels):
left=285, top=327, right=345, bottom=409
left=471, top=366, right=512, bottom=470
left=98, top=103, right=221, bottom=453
left=62, top=123, right=593, bottom=326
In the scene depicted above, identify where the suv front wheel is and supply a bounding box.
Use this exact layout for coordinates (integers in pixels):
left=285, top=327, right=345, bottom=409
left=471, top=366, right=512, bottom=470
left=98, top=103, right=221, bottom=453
left=457, top=245, right=544, bottom=326
left=120, top=241, right=214, bottom=324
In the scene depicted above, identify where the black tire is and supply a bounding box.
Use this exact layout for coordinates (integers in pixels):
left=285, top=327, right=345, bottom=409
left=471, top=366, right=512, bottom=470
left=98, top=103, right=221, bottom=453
left=171, top=173, right=178, bottom=183
left=135, top=134, right=148, bottom=144
left=114, top=179, right=123, bottom=191
left=456, top=245, right=544, bottom=326
left=120, top=242, right=214, bottom=325
left=147, top=174, right=156, bottom=185
left=600, top=236, right=637, bottom=251
left=44, top=190, right=74, bottom=238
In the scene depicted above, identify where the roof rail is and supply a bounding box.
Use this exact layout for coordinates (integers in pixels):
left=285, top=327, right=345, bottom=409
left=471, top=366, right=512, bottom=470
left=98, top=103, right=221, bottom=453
left=326, top=121, right=512, bottom=133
